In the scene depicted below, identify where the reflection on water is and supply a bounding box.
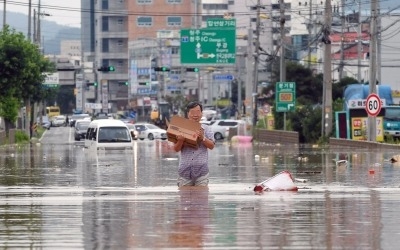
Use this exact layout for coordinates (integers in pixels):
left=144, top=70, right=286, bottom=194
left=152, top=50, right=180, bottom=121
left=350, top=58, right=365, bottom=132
left=167, top=187, right=210, bottom=248
left=0, top=142, right=400, bottom=248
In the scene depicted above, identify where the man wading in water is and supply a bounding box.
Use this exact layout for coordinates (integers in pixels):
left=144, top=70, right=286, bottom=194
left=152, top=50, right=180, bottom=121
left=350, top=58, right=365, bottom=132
left=173, top=102, right=215, bottom=187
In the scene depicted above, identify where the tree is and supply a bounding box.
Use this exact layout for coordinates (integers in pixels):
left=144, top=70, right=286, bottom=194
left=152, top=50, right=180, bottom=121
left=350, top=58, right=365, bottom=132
left=0, top=25, right=54, bottom=132
left=0, top=96, right=19, bottom=132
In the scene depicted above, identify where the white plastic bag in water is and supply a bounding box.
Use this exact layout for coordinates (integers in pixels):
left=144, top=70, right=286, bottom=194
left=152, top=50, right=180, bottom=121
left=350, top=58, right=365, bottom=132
left=254, top=170, right=298, bottom=192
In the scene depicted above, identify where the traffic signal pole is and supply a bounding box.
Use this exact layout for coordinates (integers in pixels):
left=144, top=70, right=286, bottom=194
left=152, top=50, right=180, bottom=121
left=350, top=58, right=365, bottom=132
left=252, top=0, right=261, bottom=127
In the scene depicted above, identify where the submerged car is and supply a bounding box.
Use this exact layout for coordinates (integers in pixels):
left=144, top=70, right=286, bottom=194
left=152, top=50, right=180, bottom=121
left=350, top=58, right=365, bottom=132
left=74, top=120, right=91, bottom=141
left=134, top=123, right=167, bottom=140
left=126, top=124, right=139, bottom=140
left=37, top=116, right=51, bottom=130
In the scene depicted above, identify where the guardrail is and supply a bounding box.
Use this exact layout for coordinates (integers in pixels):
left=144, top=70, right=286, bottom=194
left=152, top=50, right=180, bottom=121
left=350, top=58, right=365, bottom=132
left=229, top=128, right=299, bottom=144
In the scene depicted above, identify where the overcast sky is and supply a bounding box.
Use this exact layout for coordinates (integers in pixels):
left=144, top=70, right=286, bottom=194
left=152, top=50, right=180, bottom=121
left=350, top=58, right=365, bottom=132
left=1, top=0, right=81, bottom=28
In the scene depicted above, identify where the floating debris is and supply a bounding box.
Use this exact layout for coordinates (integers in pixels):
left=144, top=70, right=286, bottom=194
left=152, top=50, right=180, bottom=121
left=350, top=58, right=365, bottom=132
left=254, top=170, right=298, bottom=192
left=336, top=160, right=348, bottom=167
left=295, top=178, right=308, bottom=183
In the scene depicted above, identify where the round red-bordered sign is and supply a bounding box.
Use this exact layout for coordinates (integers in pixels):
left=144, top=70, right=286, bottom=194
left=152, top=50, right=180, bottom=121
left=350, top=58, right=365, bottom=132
left=365, top=93, right=382, bottom=117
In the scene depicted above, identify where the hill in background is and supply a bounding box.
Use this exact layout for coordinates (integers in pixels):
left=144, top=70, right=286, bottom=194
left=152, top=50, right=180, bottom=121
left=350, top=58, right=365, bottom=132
left=0, top=11, right=80, bottom=55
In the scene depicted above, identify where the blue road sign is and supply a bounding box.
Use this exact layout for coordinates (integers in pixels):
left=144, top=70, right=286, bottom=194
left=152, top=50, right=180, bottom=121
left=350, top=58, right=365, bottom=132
left=167, top=86, right=180, bottom=91
left=213, top=74, right=234, bottom=81
left=137, top=88, right=157, bottom=95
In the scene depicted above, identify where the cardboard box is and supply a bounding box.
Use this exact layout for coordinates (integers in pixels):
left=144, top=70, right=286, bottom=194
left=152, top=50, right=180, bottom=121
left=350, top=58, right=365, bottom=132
left=167, top=115, right=201, bottom=148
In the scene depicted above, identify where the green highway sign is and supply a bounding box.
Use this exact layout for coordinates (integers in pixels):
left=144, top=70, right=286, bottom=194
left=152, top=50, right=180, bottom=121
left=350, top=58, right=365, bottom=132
left=206, top=18, right=236, bottom=29
left=275, top=82, right=296, bottom=112
left=180, top=28, right=236, bottom=64
left=43, top=84, right=59, bottom=88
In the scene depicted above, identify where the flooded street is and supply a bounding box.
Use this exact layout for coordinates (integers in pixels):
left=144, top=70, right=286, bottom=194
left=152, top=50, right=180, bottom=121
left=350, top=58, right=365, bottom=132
left=1, top=137, right=400, bottom=249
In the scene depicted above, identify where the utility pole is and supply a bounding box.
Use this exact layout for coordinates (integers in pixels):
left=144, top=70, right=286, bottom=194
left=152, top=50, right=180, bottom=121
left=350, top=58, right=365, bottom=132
left=33, top=9, right=37, bottom=43
left=280, top=0, right=287, bottom=130
left=38, top=0, right=41, bottom=46
left=245, top=27, right=254, bottom=119
left=357, top=0, right=362, bottom=82
left=338, top=0, right=345, bottom=80
left=307, top=0, right=312, bottom=68
left=252, top=0, right=261, bottom=126
left=377, top=3, right=381, bottom=84
left=28, top=0, right=32, bottom=41
left=368, top=0, right=378, bottom=142
left=2, top=0, right=5, bottom=29
left=322, top=0, right=333, bottom=137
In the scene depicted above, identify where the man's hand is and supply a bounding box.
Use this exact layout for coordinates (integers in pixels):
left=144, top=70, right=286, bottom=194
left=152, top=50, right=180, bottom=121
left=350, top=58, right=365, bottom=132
left=197, top=128, right=204, bottom=141
left=176, top=134, right=185, bottom=141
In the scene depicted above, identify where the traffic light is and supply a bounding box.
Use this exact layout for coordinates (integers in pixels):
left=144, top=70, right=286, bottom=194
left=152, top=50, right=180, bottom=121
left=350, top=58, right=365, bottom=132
left=93, top=82, right=98, bottom=87
left=97, top=66, right=116, bottom=72
left=154, top=67, right=170, bottom=72
left=186, top=67, right=199, bottom=72
left=119, top=81, right=129, bottom=85
left=139, top=82, right=150, bottom=86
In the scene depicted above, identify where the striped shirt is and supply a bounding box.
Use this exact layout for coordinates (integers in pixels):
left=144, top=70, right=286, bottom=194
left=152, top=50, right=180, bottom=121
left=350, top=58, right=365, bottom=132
left=178, top=124, right=214, bottom=180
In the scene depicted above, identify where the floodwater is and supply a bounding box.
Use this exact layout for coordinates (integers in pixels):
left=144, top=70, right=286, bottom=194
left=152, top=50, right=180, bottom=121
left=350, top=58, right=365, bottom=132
left=0, top=140, right=400, bottom=249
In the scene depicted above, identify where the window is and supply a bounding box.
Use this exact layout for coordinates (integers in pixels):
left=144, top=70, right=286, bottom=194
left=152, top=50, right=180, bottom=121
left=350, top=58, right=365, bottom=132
left=98, top=127, right=131, bottom=143
left=102, top=38, right=109, bottom=52
left=217, top=121, right=239, bottom=127
left=137, top=0, right=152, bottom=4
left=102, top=0, right=108, bottom=10
left=203, top=4, right=228, bottom=10
left=167, top=0, right=181, bottom=3
left=171, top=47, right=179, bottom=55
left=102, top=16, right=109, bottom=31
left=137, top=16, right=152, bottom=27
left=167, top=16, right=182, bottom=26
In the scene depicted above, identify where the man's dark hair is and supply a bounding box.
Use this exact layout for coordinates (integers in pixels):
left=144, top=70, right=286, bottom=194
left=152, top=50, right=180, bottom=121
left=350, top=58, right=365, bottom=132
left=185, top=101, right=203, bottom=118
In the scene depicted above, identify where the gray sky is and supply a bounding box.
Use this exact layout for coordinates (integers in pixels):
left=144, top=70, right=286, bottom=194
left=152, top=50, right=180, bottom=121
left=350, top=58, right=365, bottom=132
left=1, top=0, right=81, bottom=28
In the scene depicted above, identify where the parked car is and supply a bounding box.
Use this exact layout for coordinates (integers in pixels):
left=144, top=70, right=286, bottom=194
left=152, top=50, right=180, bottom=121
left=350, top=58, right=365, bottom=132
left=200, top=118, right=216, bottom=126
left=74, top=120, right=91, bottom=141
left=37, top=116, right=51, bottom=130
left=111, top=113, right=135, bottom=124
left=51, top=115, right=66, bottom=127
left=69, top=113, right=91, bottom=127
left=208, top=119, right=246, bottom=140
left=134, top=123, right=167, bottom=140
left=126, top=124, right=139, bottom=140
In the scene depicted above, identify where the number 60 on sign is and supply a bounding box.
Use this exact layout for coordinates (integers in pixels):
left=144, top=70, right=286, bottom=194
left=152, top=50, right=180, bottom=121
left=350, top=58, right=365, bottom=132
left=365, top=93, right=382, bottom=117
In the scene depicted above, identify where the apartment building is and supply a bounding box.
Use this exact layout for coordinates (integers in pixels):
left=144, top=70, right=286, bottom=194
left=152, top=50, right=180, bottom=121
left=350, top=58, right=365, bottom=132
left=82, top=0, right=275, bottom=112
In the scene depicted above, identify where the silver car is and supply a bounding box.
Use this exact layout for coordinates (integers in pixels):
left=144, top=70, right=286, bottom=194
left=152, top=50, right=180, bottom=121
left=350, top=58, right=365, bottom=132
left=51, top=115, right=66, bottom=127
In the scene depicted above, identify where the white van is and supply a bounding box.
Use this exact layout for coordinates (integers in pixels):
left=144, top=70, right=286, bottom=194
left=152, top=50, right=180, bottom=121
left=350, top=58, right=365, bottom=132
left=84, top=119, right=133, bottom=150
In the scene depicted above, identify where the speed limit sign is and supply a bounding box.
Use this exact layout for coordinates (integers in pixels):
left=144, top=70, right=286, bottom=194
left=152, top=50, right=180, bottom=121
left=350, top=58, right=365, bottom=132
left=365, top=93, right=382, bottom=117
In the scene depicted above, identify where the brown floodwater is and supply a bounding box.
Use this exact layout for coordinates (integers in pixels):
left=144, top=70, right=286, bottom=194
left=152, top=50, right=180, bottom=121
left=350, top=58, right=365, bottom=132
left=0, top=140, right=399, bottom=249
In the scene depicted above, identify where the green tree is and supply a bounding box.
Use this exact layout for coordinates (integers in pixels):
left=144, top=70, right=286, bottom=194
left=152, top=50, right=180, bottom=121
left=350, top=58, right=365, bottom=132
left=0, top=96, right=19, bottom=131
left=332, top=76, right=358, bottom=101
left=264, top=61, right=357, bottom=143
left=0, top=25, right=54, bottom=132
